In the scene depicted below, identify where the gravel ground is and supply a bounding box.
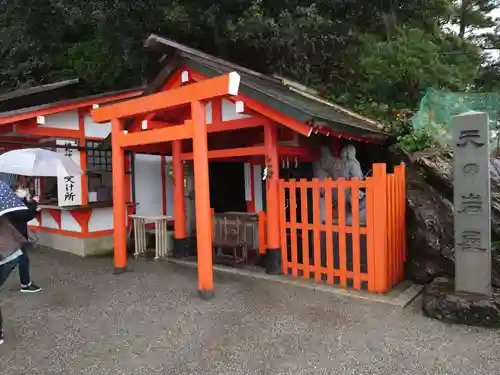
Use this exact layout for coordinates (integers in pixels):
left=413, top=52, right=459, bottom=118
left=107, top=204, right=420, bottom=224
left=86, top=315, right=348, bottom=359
left=0, top=248, right=499, bottom=375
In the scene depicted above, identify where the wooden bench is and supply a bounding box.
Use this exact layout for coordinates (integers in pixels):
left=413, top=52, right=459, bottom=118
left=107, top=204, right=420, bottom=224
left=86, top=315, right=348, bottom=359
left=212, top=213, right=256, bottom=267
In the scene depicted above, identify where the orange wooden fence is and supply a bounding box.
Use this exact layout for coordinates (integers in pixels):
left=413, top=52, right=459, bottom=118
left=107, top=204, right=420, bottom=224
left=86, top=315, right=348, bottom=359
left=277, top=163, right=406, bottom=293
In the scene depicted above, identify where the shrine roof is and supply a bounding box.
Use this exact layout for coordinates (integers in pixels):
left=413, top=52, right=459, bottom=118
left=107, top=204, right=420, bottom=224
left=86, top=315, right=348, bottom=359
left=0, top=87, right=142, bottom=125
left=144, top=34, right=389, bottom=143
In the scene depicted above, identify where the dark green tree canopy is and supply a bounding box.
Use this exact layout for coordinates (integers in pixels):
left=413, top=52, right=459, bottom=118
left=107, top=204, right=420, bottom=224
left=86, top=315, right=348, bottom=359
left=0, top=0, right=498, bottom=125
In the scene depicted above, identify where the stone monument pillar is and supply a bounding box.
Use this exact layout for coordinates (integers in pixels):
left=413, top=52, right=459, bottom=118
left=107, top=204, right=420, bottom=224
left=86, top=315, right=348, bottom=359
left=452, top=111, right=491, bottom=295
left=422, top=111, right=500, bottom=328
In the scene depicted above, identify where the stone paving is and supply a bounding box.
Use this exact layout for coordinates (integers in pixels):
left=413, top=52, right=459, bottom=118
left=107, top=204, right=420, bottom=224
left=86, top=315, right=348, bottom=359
left=0, top=248, right=499, bottom=375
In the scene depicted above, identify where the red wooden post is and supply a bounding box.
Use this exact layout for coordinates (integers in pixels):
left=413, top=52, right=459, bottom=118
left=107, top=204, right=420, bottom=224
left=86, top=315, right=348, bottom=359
left=111, top=118, right=127, bottom=273
left=78, top=109, right=88, bottom=206
left=372, top=163, right=389, bottom=293
left=191, top=100, right=214, bottom=299
left=258, top=211, right=267, bottom=255
left=172, top=139, right=187, bottom=257
left=264, top=122, right=281, bottom=274
left=400, top=163, right=407, bottom=263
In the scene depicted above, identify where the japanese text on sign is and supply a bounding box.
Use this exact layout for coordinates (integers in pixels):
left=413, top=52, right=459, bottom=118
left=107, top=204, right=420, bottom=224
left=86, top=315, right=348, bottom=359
left=452, top=112, right=491, bottom=295
left=64, top=142, right=73, bottom=158
left=56, top=139, right=82, bottom=207
left=456, top=129, right=485, bottom=251
left=64, top=175, right=76, bottom=202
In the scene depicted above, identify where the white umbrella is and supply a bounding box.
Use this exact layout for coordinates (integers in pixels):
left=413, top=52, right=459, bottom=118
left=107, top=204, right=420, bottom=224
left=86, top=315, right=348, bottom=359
left=0, top=148, right=83, bottom=177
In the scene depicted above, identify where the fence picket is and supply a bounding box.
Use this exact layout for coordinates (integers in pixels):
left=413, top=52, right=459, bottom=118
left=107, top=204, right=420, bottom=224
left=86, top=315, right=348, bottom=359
left=278, top=179, right=288, bottom=275
left=396, top=164, right=405, bottom=280
left=351, top=182, right=361, bottom=290
left=401, top=164, right=407, bottom=263
left=389, top=174, right=396, bottom=286
left=312, top=178, right=322, bottom=282
left=324, top=178, right=334, bottom=284
left=366, top=177, right=376, bottom=292
left=337, top=179, right=347, bottom=288
left=299, top=179, right=310, bottom=280
left=289, top=180, right=298, bottom=277
left=394, top=166, right=402, bottom=282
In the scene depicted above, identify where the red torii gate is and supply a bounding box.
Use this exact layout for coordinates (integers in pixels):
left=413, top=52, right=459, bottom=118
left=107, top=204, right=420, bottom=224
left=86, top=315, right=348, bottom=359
left=92, top=72, right=282, bottom=299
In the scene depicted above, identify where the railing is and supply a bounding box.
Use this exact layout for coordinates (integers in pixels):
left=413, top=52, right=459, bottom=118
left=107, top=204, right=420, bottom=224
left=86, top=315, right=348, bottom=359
left=278, top=163, right=406, bottom=293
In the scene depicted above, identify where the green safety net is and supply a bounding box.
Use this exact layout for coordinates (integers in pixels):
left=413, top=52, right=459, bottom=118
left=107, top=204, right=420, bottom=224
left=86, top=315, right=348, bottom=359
left=410, top=88, right=500, bottom=148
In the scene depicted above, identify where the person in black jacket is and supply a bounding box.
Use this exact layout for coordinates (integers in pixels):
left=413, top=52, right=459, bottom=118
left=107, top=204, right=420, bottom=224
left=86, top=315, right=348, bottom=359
left=0, top=216, right=29, bottom=344
left=5, top=182, right=42, bottom=293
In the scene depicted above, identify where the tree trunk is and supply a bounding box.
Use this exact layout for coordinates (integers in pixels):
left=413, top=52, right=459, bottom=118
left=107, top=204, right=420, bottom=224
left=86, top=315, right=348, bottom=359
left=458, top=0, right=470, bottom=39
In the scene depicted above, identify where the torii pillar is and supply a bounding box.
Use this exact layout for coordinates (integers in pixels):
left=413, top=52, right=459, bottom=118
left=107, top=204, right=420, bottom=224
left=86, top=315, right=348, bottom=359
left=172, top=139, right=188, bottom=257
left=191, top=100, right=214, bottom=298
left=264, top=122, right=282, bottom=274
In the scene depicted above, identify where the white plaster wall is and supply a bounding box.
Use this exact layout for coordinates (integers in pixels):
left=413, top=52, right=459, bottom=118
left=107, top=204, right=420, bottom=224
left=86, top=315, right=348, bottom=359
left=205, top=99, right=252, bottom=124
left=84, top=114, right=111, bottom=139
left=41, top=110, right=79, bottom=130
left=221, top=98, right=251, bottom=121
left=41, top=211, right=59, bottom=229
left=60, top=211, right=81, bottom=232
left=27, top=218, right=40, bottom=227
left=244, top=163, right=252, bottom=201
left=252, top=164, right=264, bottom=250
left=134, top=154, right=163, bottom=217
left=36, top=231, right=85, bottom=257
left=184, top=162, right=196, bottom=236
left=253, top=165, right=263, bottom=212
left=165, top=174, right=174, bottom=216
left=88, top=207, right=114, bottom=232
left=205, top=101, right=213, bottom=125
left=164, top=156, right=174, bottom=217
left=35, top=232, right=114, bottom=257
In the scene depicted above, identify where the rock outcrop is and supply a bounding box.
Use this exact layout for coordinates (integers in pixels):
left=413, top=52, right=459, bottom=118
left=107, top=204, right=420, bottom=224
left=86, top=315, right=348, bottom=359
left=405, top=149, right=500, bottom=287
left=422, top=278, right=500, bottom=328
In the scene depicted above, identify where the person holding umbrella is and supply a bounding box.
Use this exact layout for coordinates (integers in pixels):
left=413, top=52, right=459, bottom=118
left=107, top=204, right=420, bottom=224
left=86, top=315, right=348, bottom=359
left=5, top=182, right=41, bottom=293
left=0, top=181, right=32, bottom=344
left=0, top=147, right=84, bottom=294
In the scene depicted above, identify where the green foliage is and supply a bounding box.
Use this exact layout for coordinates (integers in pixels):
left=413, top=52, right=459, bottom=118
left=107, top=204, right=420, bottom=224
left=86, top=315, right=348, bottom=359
left=356, top=27, right=480, bottom=107
left=396, top=123, right=448, bottom=152
left=0, top=0, right=498, bottom=149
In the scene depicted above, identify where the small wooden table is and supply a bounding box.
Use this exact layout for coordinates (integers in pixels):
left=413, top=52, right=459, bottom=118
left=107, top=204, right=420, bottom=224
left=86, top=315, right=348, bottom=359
left=129, top=214, right=173, bottom=260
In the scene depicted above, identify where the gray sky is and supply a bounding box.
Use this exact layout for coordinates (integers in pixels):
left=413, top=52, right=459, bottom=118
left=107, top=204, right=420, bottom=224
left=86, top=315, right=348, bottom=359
left=446, top=8, right=500, bottom=59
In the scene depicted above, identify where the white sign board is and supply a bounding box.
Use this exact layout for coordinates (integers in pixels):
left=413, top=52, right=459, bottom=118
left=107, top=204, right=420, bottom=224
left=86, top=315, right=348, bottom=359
left=56, top=139, right=82, bottom=206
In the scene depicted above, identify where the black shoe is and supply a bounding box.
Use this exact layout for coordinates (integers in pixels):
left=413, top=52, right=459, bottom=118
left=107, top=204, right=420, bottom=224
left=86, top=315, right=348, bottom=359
left=21, top=283, right=42, bottom=293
